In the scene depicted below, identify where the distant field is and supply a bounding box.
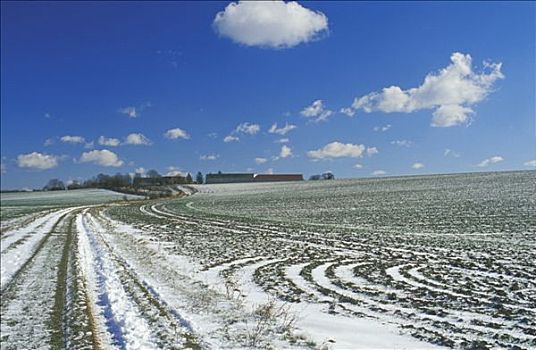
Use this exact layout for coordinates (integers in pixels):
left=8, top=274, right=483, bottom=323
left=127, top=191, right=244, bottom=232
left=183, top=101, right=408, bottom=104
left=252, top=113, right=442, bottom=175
left=1, top=171, right=535, bottom=349
left=0, top=188, right=141, bottom=221
left=1, top=188, right=141, bottom=207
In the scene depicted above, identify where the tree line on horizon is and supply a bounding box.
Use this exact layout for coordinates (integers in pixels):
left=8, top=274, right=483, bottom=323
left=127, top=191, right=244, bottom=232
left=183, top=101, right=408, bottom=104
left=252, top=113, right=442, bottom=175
left=43, top=170, right=205, bottom=191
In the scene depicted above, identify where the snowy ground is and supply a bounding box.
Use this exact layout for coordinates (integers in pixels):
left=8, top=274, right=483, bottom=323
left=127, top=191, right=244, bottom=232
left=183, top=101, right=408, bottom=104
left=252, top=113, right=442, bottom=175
left=1, top=172, right=535, bottom=349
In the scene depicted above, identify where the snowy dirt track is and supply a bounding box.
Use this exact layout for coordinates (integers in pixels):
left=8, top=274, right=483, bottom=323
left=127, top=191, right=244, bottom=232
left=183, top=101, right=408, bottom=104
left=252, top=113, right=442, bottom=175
left=1, top=173, right=535, bottom=349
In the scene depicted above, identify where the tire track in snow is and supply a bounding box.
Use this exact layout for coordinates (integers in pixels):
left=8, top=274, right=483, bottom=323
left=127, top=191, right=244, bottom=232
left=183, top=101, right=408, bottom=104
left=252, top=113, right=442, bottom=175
left=0, top=209, right=79, bottom=348
left=1, top=207, right=77, bottom=293
left=78, top=209, right=201, bottom=349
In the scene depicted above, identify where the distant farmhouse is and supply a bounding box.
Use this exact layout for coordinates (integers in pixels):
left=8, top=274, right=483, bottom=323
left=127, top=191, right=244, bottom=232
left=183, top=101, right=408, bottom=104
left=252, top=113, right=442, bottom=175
left=205, top=172, right=303, bottom=184
left=309, top=172, right=335, bottom=181
left=205, top=173, right=255, bottom=184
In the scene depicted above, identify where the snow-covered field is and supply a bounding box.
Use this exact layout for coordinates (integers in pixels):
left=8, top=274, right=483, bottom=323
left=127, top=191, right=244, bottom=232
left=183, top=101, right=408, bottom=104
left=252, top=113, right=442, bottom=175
left=1, top=172, right=535, bottom=349
left=0, top=189, right=141, bottom=224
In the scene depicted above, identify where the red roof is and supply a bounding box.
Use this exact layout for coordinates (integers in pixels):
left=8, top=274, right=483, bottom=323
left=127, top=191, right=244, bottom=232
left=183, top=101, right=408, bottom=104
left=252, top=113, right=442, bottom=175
left=253, top=174, right=303, bottom=182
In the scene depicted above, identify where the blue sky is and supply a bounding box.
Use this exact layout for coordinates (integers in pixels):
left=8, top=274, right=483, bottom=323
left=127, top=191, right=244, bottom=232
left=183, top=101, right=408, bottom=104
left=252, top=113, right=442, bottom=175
left=1, top=1, right=535, bottom=189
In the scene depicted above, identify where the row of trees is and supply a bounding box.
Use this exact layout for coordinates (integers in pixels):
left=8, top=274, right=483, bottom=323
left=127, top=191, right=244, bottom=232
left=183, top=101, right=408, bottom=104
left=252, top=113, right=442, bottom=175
left=43, top=170, right=206, bottom=191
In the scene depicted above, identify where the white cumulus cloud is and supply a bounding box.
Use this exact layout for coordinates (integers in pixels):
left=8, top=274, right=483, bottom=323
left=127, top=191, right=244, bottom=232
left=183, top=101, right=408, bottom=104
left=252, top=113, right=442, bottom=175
left=166, top=166, right=184, bottom=177
left=79, top=149, right=124, bottom=167
left=135, top=167, right=146, bottom=174
left=412, top=162, right=425, bottom=169
left=524, top=160, right=536, bottom=167
left=164, top=128, right=190, bottom=140
left=98, top=136, right=120, bottom=147
left=213, top=1, right=328, bottom=49
left=124, top=133, right=152, bottom=145
left=344, top=52, right=504, bottom=127
left=275, top=138, right=290, bottom=144
left=301, top=99, right=333, bottom=122
left=17, top=152, right=59, bottom=170
left=477, top=155, right=504, bottom=167
left=269, top=122, right=297, bottom=135
left=372, top=170, right=386, bottom=176
left=60, top=135, right=85, bottom=144
left=354, top=163, right=363, bottom=169
left=308, top=141, right=368, bottom=160
left=255, top=157, right=268, bottom=164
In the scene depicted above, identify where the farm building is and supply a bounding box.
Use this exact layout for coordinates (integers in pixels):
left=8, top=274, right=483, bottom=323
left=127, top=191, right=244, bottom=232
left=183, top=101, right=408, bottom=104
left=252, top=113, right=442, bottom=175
left=205, top=172, right=304, bottom=184
left=133, top=175, right=188, bottom=187
left=253, top=174, right=304, bottom=182
left=309, top=172, right=335, bottom=181
left=205, top=173, right=255, bottom=184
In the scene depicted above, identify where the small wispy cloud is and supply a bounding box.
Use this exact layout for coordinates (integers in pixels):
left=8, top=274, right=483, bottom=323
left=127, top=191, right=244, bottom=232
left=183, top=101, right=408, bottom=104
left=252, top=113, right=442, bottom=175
left=223, top=135, right=239, bottom=143
left=271, top=145, right=293, bottom=161
left=366, top=147, right=379, bottom=157
left=200, top=154, right=218, bottom=161
left=60, top=135, right=85, bottom=144
left=235, top=122, right=260, bottom=135
left=279, top=145, right=292, bottom=158
left=477, top=155, right=503, bottom=167
left=118, top=102, right=151, bottom=118
left=391, top=140, right=413, bottom=147
left=412, top=162, right=424, bottom=169
left=444, top=148, right=460, bottom=158
left=223, top=122, right=260, bottom=143
left=301, top=100, right=333, bottom=122
left=340, top=107, right=355, bottom=117
left=269, top=122, right=296, bottom=136
left=373, top=124, right=391, bottom=132
left=98, top=136, right=121, bottom=147
left=156, top=49, right=182, bottom=69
